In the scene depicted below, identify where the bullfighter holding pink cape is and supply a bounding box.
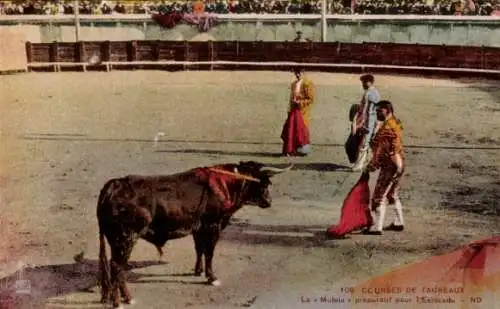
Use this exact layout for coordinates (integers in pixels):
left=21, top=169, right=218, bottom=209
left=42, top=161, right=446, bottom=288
left=328, top=100, right=406, bottom=238
left=281, top=67, right=315, bottom=156
left=327, top=171, right=373, bottom=238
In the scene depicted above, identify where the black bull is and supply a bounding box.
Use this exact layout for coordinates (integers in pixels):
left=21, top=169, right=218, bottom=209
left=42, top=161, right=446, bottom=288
left=97, top=161, right=292, bottom=308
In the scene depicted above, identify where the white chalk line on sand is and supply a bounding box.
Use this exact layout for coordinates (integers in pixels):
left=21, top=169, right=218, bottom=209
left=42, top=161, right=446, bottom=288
left=17, top=134, right=500, bottom=150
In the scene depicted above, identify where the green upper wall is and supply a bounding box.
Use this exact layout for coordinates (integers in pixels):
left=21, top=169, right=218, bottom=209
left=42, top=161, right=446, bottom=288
left=1, top=14, right=499, bottom=46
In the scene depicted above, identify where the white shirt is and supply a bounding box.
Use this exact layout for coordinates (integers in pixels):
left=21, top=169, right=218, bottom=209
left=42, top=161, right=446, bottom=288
left=294, top=78, right=303, bottom=97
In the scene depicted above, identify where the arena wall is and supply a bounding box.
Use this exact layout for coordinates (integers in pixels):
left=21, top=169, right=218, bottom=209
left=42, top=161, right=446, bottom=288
left=21, top=23, right=500, bottom=47
left=0, top=26, right=30, bottom=72
left=1, top=15, right=500, bottom=46
left=24, top=40, right=500, bottom=79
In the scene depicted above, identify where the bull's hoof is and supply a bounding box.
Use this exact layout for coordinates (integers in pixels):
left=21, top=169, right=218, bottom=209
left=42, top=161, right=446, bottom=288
left=124, top=298, right=136, bottom=305
left=194, top=271, right=203, bottom=277
left=113, top=305, right=124, bottom=309
left=209, top=279, right=221, bottom=287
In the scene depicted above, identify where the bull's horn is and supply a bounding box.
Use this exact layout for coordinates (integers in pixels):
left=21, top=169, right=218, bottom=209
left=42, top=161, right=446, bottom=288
left=259, top=164, right=294, bottom=175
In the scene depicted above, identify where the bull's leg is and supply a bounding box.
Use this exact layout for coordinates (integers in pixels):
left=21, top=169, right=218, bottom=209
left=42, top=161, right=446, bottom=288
left=192, top=232, right=204, bottom=276
left=109, top=258, right=122, bottom=308
left=119, top=236, right=137, bottom=305
left=156, top=245, right=164, bottom=262
left=110, top=234, right=137, bottom=308
left=203, top=226, right=221, bottom=286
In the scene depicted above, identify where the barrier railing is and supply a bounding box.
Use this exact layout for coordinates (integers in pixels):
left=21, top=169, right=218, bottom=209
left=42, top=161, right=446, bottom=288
left=25, top=40, right=500, bottom=73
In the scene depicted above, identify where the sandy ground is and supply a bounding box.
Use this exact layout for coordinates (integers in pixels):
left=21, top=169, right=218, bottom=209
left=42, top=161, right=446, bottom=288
left=0, top=71, right=499, bottom=309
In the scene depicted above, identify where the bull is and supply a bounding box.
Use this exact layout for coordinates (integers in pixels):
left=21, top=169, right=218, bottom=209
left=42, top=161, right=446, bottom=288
left=97, top=161, right=292, bottom=308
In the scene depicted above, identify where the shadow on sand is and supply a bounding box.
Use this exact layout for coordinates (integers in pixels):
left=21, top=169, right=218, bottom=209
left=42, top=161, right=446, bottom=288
left=156, top=148, right=351, bottom=171
left=0, top=259, right=207, bottom=309
left=290, top=163, right=350, bottom=172
left=222, top=222, right=336, bottom=248
left=222, top=221, right=462, bottom=258
left=155, top=148, right=282, bottom=158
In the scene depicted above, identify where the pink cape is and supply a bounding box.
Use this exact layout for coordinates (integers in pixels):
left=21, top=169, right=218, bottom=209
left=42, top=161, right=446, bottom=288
left=327, top=172, right=373, bottom=237
left=281, top=108, right=310, bottom=155
left=152, top=13, right=217, bottom=32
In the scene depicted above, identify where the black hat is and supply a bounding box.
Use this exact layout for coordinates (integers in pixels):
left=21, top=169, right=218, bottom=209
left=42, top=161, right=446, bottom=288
left=375, top=100, right=394, bottom=113
left=293, top=66, right=305, bottom=73
left=360, top=74, right=375, bottom=83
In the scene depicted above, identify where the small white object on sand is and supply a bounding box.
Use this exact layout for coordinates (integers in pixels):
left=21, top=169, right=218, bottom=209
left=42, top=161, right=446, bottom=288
left=154, top=132, right=166, bottom=148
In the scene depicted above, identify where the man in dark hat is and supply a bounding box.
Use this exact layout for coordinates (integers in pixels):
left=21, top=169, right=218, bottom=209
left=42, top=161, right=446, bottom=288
left=293, top=31, right=311, bottom=42
left=293, top=31, right=305, bottom=42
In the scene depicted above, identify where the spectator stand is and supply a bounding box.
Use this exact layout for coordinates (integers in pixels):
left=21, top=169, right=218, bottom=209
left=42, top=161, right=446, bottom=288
left=0, top=0, right=499, bottom=15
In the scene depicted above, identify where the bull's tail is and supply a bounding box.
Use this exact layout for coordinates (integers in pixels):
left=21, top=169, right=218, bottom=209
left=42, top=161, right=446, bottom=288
left=97, top=179, right=117, bottom=304
left=99, top=229, right=111, bottom=303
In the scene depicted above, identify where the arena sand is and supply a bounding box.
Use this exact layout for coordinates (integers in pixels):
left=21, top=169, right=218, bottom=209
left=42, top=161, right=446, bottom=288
left=0, top=71, right=499, bottom=309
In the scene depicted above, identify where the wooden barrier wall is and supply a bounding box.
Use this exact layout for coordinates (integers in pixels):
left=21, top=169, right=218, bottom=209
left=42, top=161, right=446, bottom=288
left=25, top=40, right=500, bottom=72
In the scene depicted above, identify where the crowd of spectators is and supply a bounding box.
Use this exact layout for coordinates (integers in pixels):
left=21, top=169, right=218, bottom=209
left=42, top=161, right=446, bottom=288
left=354, top=0, right=499, bottom=15
left=0, top=0, right=498, bottom=15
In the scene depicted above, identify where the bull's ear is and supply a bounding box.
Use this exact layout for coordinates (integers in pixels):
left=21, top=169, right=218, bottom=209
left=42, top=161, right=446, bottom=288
left=259, top=164, right=294, bottom=177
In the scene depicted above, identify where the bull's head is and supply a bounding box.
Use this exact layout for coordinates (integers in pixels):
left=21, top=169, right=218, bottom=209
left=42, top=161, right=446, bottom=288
left=236, top=161, right=293, bottom=209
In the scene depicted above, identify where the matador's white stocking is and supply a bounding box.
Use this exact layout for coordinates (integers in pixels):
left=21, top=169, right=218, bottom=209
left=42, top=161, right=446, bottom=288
left=392, top=198, right=404, bottom=226
left=375, top=201, right=387, bottom=232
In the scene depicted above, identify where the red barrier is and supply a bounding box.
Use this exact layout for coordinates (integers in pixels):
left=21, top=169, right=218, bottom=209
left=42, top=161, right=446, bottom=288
left=25, top=40, right=500, bottom=77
